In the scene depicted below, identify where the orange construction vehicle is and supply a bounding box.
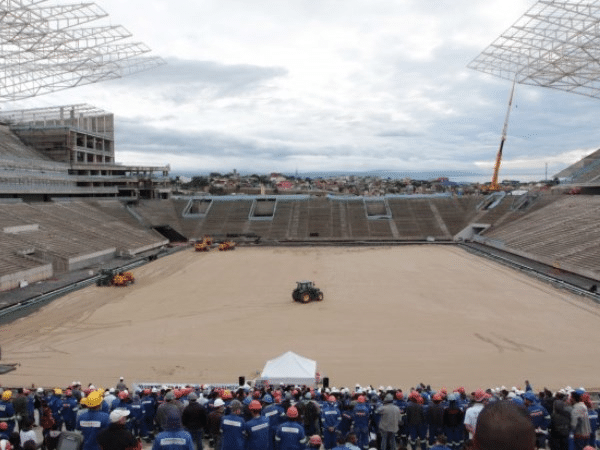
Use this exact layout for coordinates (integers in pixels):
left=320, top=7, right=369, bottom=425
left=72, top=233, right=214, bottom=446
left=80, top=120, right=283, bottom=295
left=218, top=241, right=236, bottom=251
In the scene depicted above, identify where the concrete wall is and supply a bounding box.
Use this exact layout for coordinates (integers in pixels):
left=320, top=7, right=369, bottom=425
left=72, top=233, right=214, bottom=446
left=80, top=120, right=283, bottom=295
left=0, top=264, right=53, bottom=292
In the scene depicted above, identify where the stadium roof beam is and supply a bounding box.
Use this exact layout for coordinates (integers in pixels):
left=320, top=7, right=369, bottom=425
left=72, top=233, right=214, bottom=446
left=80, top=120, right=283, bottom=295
left=0, top=0, right=165, bottom=101
left=468, top=0, right=600, bottom=100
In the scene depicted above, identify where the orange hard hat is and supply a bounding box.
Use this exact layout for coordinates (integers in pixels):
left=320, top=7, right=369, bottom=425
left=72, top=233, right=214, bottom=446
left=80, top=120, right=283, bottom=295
left=249, top=400, right=262, bottom=411
left=287, top=406, right=298, bottom=418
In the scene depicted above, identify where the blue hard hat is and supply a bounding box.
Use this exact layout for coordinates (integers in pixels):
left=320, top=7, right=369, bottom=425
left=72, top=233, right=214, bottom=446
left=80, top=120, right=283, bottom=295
left=262, top=394, right=273, bottom=404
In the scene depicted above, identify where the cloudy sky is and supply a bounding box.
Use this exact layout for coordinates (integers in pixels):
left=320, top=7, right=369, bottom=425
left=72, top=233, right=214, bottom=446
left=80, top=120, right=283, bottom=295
left=7, top=0, right=600, bottom=181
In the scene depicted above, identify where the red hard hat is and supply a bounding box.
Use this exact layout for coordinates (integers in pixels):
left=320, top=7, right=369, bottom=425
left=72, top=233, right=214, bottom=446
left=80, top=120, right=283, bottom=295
left=249, top=400, right=262, bottom=411
left=0, top=423, right=7, bottom=431
left=433, top=393, right=442, bottom=402
left=328, top=395, right=337, bottom=402
left=287, top=406, right=298, bottom=418
left=395, top=391, right=403, bottom=400
left=252, top=391, right=261, bottom=399
left=357, top=396, right=366, bottom=403
left=143, top=389, right=151, bottom=395
left=118, top=390, right=129, bottom=400
left=309, top=435, right=322, bottom=445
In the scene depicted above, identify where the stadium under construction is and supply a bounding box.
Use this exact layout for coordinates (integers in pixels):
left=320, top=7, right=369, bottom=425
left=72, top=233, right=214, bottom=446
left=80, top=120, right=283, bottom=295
left=3, top=0, right=600, bottom=311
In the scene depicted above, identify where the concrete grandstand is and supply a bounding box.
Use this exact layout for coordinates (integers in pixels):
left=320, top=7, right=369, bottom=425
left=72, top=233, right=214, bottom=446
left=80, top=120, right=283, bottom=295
left=0, top=108, right=599, bottom=297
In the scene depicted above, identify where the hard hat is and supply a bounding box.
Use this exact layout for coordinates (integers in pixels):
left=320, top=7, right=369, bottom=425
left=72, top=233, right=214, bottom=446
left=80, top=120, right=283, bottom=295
left=0, top=440, right=12, bottom=450
left=143, top=389, right=151, bottom=395
left=214, top=398, right=225, bottom=408
left=357, top=396, right=366, bottom=403
left=0, top=423, right=7, bottom=431
left=286, top=406, right=298, bottom=418
left=249, top=400, right=262, bottom=411
left=328, top=395, right=337, bottom=402
left=54, top=388, right=62, bottom=395
left=262, top=394, right=273, bottom=404
left=395, top=391, right=403, bottom=400
left=433, top=393, right=442, bottom=402
left=84, top=390, right=103, bottom=408
left=118, top=390, right=129, bottom=400
left=309, top=435, right=322, bottom=446
left=1, top=391, right=12, bottom=401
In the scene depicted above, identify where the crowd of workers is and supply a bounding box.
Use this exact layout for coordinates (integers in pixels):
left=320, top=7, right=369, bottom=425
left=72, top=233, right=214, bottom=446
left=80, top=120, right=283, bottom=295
left=0, top=378, right=597, bottom=450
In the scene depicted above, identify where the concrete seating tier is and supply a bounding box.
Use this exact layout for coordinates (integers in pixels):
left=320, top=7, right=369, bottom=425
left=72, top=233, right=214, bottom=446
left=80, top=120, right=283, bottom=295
left=482, top=196, right=600, bottom=278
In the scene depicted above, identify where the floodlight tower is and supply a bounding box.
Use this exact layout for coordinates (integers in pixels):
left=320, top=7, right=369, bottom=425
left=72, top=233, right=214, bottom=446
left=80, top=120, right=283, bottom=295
left=469, top=0, right=600, bottom=187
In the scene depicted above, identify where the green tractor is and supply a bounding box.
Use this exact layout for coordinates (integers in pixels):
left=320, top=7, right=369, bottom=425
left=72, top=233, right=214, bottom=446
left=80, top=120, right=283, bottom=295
left=292, top=280, right=324, bottom=303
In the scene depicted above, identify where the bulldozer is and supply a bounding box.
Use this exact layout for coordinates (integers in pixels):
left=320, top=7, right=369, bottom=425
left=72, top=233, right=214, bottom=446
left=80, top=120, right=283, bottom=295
left=292, top=281, right=324, bottom=303
left=195, top=236, right=213, bottom=252
left=218, top=241, right=236, bottom=251
left=96, top=269, right=135, bottom=287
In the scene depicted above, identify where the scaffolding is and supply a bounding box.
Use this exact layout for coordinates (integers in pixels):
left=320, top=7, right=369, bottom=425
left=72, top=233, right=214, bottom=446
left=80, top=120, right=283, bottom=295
left=0, top=0, right=165, bottom=101
left=469, top=0, right=600, bottom=100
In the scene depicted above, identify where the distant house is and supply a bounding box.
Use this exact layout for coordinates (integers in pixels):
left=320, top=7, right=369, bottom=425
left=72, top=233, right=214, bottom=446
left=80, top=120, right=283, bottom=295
left=276, top=180, right=293, bottom=190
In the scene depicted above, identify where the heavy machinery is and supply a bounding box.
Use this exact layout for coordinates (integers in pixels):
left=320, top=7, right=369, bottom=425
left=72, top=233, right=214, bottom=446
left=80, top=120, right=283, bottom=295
left=218, top=241, right=236, bottom=251
left=487, top=77, right=517, bottom=193
left=292, top=281, right=324, bottom=303
left=194, top=236, right=213, bottom=252
left=96, top=269, right=135, bottom=287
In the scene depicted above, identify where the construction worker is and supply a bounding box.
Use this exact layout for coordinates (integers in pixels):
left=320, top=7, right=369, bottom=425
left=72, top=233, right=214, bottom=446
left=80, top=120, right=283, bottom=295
left=221, top=399, right=246, bottom=450
left=245, top=400, right=271, bottom=450
left=376, top=393, right=401, bottom=450
left=350, top=396, right=370, bottom=450
left=308, top=435, right=322, bottom=449
left=140, top=389, right=157, bottom=441
left=523, top=392, right=550, bottom=449
left=151, top=409, right=194, bottom=450
left=393, top=391, right=408, bottom=448
left=406, top=391, right=427, bottom=450
left=76, top=391, right=111, bottom=450
left=262, top=394, right=286, bottom=447
left=275, top=406, right=307, bottom=450
left=181, top=392, right=208, bottom=450
left=0, top=391, right=16, bottom=435
left=427, top=393, right=445, bottom=448
left=48, top=388, right=64, bottom=430
left=61, top=389, right=79, bottom=431
left=321, top=395, right=342, bottom=450
left=443, top=393, right=465, bottom=450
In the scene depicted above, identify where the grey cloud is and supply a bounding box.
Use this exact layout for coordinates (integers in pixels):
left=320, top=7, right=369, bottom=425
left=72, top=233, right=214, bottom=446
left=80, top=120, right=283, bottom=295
left=114, top=57, right=288, bottom=99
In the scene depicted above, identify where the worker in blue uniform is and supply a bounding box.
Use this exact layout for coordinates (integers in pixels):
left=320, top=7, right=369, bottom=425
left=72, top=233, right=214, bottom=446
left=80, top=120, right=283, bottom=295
left=523, top=392, right=550, bottom=449
left=350, top=396, right=370, bottom=450
left=60, top=390, right=79, bottom=431
left=245, top=400, right=271, bottom=450
left=151, top=409, right=194, bottom=450
left=275, top=406, right=307, bottom=450
left=321, top=396, right=342, bottom=450
left=76, top=391, right=110, bottom=450
left=220, top=400, right=246, bottom=450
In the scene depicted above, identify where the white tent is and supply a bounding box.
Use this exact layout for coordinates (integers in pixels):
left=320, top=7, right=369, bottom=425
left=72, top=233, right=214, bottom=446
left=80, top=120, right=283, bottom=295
left=257, top=351, right=317, bottom=386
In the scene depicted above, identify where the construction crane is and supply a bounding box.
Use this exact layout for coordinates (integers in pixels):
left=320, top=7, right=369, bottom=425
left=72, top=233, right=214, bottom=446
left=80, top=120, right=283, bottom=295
left=488, top=77, right=517, bottom=192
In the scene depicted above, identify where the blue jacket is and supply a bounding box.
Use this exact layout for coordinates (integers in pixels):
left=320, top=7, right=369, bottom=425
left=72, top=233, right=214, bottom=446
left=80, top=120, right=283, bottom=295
left=275, top=421, right=307, bottom=450
left=151, top=429, right=194, bottom=450
left=76, top=409, right=110, bottom=450
left=245, top=415, right=271, bottom=450
left=221, top=414, right=246, bottom=450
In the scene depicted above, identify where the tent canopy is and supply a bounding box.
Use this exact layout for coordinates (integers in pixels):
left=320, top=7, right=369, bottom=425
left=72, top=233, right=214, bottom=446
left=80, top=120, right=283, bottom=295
left=258, top=351, right=317, bottom=386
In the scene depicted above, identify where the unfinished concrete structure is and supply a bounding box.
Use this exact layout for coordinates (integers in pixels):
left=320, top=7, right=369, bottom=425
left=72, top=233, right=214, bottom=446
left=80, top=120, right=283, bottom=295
left=0, top=105, right=170, bottom=201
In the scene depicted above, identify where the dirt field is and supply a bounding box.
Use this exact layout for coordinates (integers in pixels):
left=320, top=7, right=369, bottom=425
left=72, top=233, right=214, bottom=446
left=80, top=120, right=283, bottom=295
left=1, top=245, right=599, bottom=392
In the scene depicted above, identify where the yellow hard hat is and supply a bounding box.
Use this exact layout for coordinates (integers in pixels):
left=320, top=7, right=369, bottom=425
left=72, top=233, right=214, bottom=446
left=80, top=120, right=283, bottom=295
left=84, top=390, right=103, bottom=408
left=2, top=390, right=12, bottom=401
left=54, top=388, right=63, bottom=395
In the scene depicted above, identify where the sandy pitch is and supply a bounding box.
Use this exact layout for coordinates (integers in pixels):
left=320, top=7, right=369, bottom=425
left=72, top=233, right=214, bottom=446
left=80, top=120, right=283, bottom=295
left=1, top=245, right=599, bottom=392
